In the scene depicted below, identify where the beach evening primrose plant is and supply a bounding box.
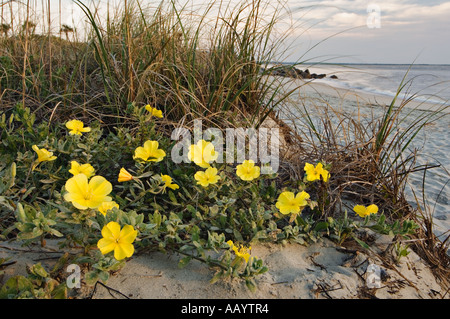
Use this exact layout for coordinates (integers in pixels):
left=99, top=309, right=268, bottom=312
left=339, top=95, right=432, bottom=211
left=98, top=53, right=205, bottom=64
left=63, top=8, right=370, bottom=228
left=133, top=140, right=166, bottom=162
left=65, top=119, right=91, bottom=136
left=160, top=174, right=179, bottom=192
left=97, top=221, right=137, bottom=261
left=188, top=140, right=218, bottom=168
left=194, top=167, right=220, bottom=187
left=118, top=167, right=134, bottom=182
left=353, top=204, right=379, bottom=218
left=276, top=191, right=310, bottom=216
left=69, top=161, right=95, bottom=178
left=145, top=104, right=163, bottom=118
left=63, top=174, right=113, bottom=210
left=236, top=160, right=261, bottom=181
left=304, top=162, right=330, bottom=182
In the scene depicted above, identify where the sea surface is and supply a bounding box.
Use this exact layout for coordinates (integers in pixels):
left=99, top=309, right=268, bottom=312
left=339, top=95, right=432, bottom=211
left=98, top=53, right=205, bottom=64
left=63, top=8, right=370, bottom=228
left=305, top=63, right=450, bottom=104
left=277, top=63, right=450, bottom=241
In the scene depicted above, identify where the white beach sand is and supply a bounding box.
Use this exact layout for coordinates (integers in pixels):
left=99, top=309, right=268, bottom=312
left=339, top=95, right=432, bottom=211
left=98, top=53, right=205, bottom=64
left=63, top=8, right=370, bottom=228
left=0, top=232, right=446, bottom=299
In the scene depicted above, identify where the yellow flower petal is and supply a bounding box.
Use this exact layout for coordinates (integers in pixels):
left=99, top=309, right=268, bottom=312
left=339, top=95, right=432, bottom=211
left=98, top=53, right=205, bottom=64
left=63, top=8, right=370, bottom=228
left=236, top=160, right=260, bottom=181
left=353, top=205, right=369, bottom=218
left=304, top=162, right=330, bottom=182
left=32, top=145, right=57, bottom=163
left=276, top=191, right=310, bottom=215
left=188, top=140, right=218, bottom=168
left=119, top=225, right=138, bottom=244
left=64, top=174, right=112, bottom=209
left=145, top=105, right=163, bottom=118
left=367, top=204, right=378, bottom=215
left=161, top=174, right=179, bottom=192
left=118, top=168, right=133, bottom=182
left=98, top=201, right=119, bottom=216
left=354, top=204, right=378, bottom=218
left=133, top=140, right=166, bottom=162
left=65, top=174, right=89, bottom=195
left=114, top=242, right=135, bottom=260
left=195, top=167, right=220, bottom=187
left=97, top=222, right=137, bottom=260
left=102, top=221, right=121, bottom=240
left=294, top=191, right=310, bottom=207
left=66, top=120, right=91, bottom=136
left=89, top=176, right=113, bottom=198
left=69, top=161, right=95, bottom=178
left=97, top=238, right=116, bottom=255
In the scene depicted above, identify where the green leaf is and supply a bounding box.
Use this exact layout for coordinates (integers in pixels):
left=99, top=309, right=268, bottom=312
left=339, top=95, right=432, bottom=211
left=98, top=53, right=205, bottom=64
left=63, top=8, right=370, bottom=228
left=186, top=204, right=197, bottom=214
left=314, top=221, right=329, bottom=232
left=168, top=191, right=178, bottom=204
left=0, top=276, right=34, bottom=298
left=17, top=228, right=43, bottom=240
left=233, top=229, right=243, bottom=242
left=353, top=236, right=370, bottom=249
left=84, top=271, right=99, bottom=286
left=48, top=228, right=64, bottom=237
left=153, top=211, right=162, bottom=227
left=15, top=203, right=27, bottom=223
left=97, top=270, right=110, bottom=283
left=245, top=279, right=257, bottom=292
left=209, top=205, right=219, bottom=216
left=178, top=256, right=192, bottom=269
left=28, top=263, right=49, bottom=278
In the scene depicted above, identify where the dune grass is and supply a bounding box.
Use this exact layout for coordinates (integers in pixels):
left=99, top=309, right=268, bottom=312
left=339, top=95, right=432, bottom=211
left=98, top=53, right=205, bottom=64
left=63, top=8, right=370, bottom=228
left=0, top=0, right=301, bottom=129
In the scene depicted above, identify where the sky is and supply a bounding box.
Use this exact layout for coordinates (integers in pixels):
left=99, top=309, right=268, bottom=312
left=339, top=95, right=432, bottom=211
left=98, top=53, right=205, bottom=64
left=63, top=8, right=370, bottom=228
left=3, top=0, right=449, bottom=64
left=283, top=0, right=450, bottom=64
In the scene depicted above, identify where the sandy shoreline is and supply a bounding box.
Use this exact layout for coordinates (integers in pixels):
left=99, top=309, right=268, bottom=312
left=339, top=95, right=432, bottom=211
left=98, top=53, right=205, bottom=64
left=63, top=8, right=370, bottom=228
left=280, top=77, right=450, bottom=113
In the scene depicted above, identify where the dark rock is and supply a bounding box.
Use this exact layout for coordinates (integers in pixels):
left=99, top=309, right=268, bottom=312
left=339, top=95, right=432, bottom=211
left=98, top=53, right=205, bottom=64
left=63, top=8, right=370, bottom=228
left=302, top=69, right=312, bottom=79
left=310, top=73, right=326, bottom=79
left=330, top=75, right=338, bottom=79
left=269, top=66, right=327, bottom=80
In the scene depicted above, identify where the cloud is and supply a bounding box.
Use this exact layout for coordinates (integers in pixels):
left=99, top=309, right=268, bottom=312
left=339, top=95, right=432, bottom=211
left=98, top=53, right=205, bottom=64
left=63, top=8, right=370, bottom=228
left=280, top=0, right=450, bottom=63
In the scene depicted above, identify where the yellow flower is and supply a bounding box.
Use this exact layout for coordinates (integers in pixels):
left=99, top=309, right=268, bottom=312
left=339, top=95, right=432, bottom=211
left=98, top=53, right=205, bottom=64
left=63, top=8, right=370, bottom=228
left=188, top=140, right=218, bottom=168
left=236, top=160, right=260, bottom=181
left=145, top=104, right=163, bottom=118
left=161, top=174, right=179, bottom=192
left=227, top=240, right=251, bottom=263
left=98, top=201, right=119, bottom=216
left=133, top=140, right=166, bottom=162
left=97, top=221, right=137, bottom=260
left=32, top=145, right=57, bottom=163
left=32, top=145, right=57, bottom=170
left=118, top=167, right=134, bottom=182
left=353, top=204, right=378, bottom=218
left=194, top=167, right=220, bottom=187
left=63, top=174, right=112, bottom=210
left=275, top=191, right=310, bottom=215
left=65, top=119, right=91, bottom=136
left=69, top=161, right=95, bottom=178
left=304, top=162, right=330, bottom=182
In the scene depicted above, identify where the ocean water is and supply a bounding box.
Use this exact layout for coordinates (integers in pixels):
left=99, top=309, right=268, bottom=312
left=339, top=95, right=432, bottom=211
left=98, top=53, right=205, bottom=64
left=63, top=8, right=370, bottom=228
left=276, top=63, right=450, bottom=241
left=305, top=63, right=450, bottom=104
